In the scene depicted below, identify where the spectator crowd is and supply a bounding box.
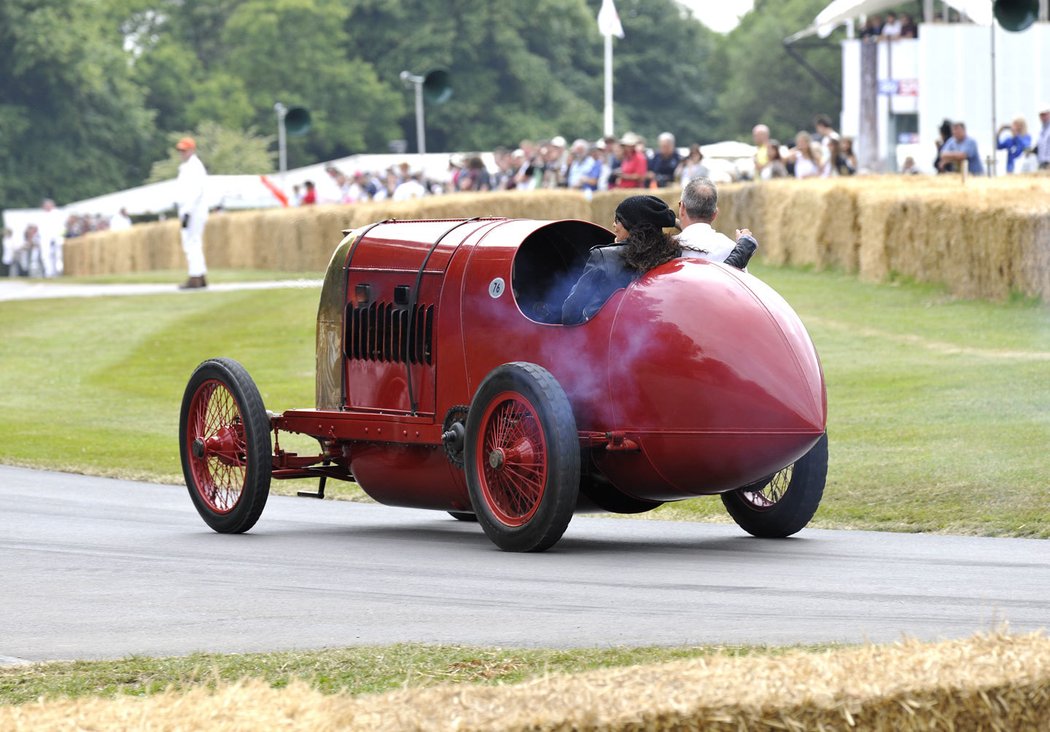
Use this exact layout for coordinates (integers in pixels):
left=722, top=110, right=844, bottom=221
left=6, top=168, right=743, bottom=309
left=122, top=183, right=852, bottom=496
left=290, top=131, right=716, bottom=208
left=751, top=116, right=858, bottom=180
left=6, top=100, right=1050, bottom=279
left=2, top=205, right=134, bottom=278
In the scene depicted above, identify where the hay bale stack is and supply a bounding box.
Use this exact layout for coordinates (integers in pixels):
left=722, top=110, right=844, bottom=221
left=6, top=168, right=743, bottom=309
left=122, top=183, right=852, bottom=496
left=141, top=220, right=182, bottom=272
left=64, top=219, right=182, bottom=276
left=715, top=181, right=771, bottom=251
left=1017, top=204, right=1050, bottom=299
left=59, top=177, right=1050, bottom=302
left=817, top=183, right=861, bottom=271
left=1, top=632, right=1047, bottom=731
left=718, top=180, right=796, bottom=264
left=780, top=181, right=836, bottom=267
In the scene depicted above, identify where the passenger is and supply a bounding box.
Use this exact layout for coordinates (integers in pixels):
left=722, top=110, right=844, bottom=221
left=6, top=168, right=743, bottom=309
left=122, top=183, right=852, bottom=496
left=676, top=176, right=758, bottom=270
left=562, top=195, right=679, bottom=325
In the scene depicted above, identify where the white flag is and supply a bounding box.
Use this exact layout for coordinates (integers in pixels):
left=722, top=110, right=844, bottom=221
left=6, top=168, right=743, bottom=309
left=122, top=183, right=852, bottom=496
left=597, top=0, right=625, bottom=38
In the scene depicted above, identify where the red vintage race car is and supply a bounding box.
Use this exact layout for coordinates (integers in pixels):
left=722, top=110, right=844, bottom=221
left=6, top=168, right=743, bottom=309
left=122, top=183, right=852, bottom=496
left=180, top=217, right=827, bottom=552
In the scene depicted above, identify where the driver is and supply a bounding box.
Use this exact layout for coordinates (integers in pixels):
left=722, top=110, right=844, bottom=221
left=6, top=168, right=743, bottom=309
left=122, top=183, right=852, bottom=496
left=562, top=195, right=679, bottom=325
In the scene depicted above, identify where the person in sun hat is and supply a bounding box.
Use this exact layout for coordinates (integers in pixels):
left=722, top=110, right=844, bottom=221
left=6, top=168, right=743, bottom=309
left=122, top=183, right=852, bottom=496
left=174, top=136, right=209, bottom=289
left=561, top=194, right=680, bottom=324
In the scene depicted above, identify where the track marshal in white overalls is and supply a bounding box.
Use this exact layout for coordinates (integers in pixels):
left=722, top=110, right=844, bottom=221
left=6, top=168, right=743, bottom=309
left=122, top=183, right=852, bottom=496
left=175, top=136, right=209, bottom=289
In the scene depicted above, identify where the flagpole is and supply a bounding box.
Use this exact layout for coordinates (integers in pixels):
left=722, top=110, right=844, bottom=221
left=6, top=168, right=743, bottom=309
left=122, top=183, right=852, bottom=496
left=603, top=32, right=614, bottom=137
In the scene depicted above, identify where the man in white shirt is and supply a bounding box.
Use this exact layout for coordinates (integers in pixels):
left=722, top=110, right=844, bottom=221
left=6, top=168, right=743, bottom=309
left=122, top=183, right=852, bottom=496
left=676, top=176, right=758, bottom=269
left=37, top=199, right=65, bottom=278
left=392, top=172, right=426, bottom=201
left=880, top=12, right=902, bottom=40
left=174, top=137, right=209, bottom=289
left=109, top=207, right=133, bottom=231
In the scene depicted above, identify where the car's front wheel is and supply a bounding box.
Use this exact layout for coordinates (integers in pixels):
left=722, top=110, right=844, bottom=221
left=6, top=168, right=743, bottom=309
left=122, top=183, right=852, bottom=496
left=179, top=358, right=272, bottom=533
left=464, top=362, right=579, bottom=552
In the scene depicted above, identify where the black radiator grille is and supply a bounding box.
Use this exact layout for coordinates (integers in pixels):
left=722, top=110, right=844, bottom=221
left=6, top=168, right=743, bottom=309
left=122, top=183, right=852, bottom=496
left=346, top=302, right=434, bottom=365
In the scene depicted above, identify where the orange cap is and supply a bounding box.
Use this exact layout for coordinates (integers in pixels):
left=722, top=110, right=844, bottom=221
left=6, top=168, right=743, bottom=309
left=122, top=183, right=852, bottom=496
left=175, top=137, right=196, bottom=151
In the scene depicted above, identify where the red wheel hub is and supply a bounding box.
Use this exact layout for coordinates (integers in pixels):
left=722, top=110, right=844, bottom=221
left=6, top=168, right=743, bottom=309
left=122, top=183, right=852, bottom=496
left=475, top=392, right=547, bottom=526
left=185, top=380, right=250, bottom=514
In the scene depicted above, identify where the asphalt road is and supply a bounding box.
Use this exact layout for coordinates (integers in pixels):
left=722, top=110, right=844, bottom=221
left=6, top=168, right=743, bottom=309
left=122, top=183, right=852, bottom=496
left=1, top=465, right=1047, bottom=663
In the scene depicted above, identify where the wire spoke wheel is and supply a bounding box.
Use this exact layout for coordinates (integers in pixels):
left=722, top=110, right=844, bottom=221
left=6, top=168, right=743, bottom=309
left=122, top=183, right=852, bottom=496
left=478, top=393, right=548, bottom=526
left=739, top=464, right=793, bottom=510
left=721, top=434, right=828, bottom=538
left=179, top=358, right=272, bottom=533
left=465, top=363, right=579, bottom=552
left=186, top=380, right=249, bottom=513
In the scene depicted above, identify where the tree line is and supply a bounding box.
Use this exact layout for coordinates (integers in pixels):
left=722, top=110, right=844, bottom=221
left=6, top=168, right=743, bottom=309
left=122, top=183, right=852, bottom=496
left=0, top=0, right=839, bottom=209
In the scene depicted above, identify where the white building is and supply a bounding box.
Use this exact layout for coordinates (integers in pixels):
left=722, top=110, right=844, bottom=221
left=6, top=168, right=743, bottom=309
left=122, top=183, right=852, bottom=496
left=795, top=0, right=1050, bottom=173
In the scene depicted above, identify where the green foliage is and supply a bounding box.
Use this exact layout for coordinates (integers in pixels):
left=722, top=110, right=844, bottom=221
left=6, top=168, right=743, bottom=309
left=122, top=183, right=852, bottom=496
left=219, top=0, right=404, bottom=161
left=715, top=0, right=843, bottom=142
left=0, top=0, right=846, bottom=205
left=147, top=122, right=275, bottom=182
left=347, top=0, right=598, bottom=150
left=348, top=0, right=725, bottom=150
left=612, top=0, right=723, bottom=144
left=0, top=0, right=155, bottom=207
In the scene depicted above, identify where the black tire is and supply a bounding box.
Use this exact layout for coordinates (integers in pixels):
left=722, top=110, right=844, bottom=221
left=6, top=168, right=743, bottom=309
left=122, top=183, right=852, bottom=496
left=179, top=358, right=272, bottom=533
left=464, top=362, right=579, bottom=552
left=721, top=433, right=828, bottom=538
left=448, top=511, right=478, bottom=522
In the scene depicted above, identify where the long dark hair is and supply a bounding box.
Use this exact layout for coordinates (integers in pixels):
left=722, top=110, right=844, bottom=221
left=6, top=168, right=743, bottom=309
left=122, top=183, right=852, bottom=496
left=623, top=225, right=681, bottom=272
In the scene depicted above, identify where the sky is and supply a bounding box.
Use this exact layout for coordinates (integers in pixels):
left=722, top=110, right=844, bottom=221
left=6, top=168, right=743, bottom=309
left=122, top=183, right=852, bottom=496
left=676, top=0, right=756, bottom=33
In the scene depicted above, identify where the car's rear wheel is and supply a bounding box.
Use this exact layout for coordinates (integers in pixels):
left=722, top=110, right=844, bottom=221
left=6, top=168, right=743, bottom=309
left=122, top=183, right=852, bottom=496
left=180, top=358, right=272, bottom=533
left=721, top=433, right=828, bottom=538
left=465, top=362, right=579, bottom=552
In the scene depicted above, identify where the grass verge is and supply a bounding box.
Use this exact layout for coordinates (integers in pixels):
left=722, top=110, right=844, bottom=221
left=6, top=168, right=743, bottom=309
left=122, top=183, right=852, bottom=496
left=0, top=642, right=818, bottom=707
left=0, top=262, right=1047, bottom=536
left=3, top=633, right=1048, bottom=731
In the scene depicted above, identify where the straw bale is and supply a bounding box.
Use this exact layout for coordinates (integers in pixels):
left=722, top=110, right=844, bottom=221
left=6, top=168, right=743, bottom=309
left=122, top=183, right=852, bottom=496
left=722, top=180, right=797, bottom=264
left=816, top=184, right=861, bottom=271
left=57, top=178, right=1050, bottom=304
left=3, top=632, right=1049, bottom=731
left=791, top=185, right=831, bottom=267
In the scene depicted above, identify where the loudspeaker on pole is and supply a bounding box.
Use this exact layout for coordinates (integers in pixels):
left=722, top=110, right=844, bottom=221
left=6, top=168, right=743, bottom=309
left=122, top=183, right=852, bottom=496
left=422, top=70, right=452, bottom=105
left=285, top=107, right=311, bottom=136
left=994, top=0, right=1039, bottom=31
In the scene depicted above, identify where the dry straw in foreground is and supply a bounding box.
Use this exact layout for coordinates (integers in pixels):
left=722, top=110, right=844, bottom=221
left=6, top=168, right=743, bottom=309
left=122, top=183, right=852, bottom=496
left=2, top=631, right=1048, bottom=731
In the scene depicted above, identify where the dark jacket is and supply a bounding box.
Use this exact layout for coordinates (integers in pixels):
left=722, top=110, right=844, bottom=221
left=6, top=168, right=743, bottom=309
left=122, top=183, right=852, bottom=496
left=561, top=236, right=758, bottom=325
left=561, top=244, right=636, bottom=325
left=722, top=235, right=758, bottom=269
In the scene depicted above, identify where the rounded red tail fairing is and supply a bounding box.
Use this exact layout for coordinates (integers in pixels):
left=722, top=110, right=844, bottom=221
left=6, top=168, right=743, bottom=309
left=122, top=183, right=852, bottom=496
left=590, top=258, right=826, bottom=499
left=458, top=238, right=826, bottom=502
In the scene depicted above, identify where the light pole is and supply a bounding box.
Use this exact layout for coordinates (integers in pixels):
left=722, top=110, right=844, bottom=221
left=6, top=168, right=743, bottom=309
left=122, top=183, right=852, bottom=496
left=274, top=101, right=289, bottom=175
left=399, top=71, right=427, bottom=156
